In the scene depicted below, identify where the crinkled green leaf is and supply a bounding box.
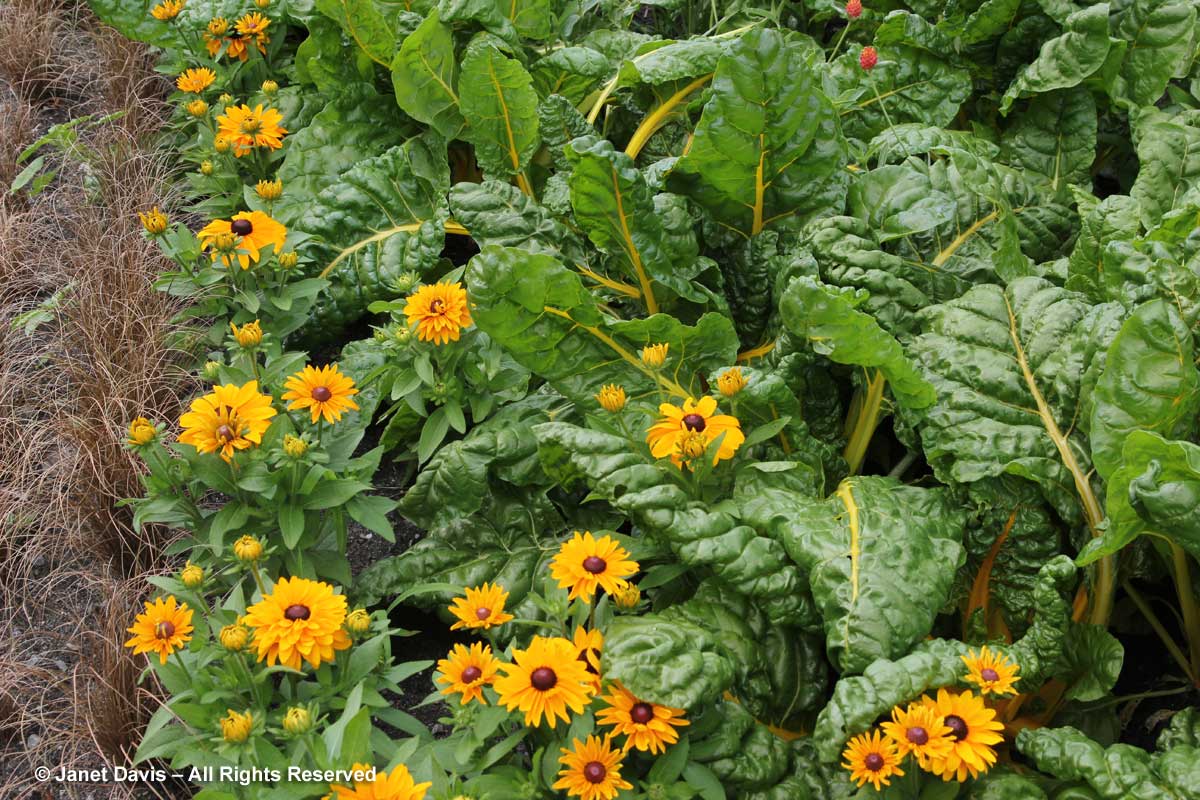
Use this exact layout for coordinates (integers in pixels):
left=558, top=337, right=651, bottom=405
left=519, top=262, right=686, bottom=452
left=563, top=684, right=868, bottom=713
left=531, top=49, right=612, bottom=107
left=688, top=702, right=793, bottom=791
left=459, top=45, right=540, bottom=181
left=1065, top=195, right=1142, bottom=302
left=868, top=124, right=1001, bottom=165
left=450, top=179, right=587, bottom=260
left=316, top=0, right=395, bottom=66
left=601, top=614, right=735, bottom=709
left=391, top=10, right=465, bottom=139
left=1059, top=624, right=1124, bottom=702
left=1000, top=4, right=1112, bottom=114
left=1108, top=0, right=1197, bottom=108
left=667, top=28, right=847, bottom=237
left=296, top=16, right=377, bottom=94
left=1131, top=109, right=1200, bottom=227
left=780, top=277, right=936, bottom=409
left=1001, top=88, right=1096, bottom=189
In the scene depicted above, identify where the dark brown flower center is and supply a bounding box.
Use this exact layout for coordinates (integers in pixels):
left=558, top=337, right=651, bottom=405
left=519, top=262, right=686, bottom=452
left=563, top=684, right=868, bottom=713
left=682, top=413, right=706, bottom=431
left=430, top=298, right=445, bottom=313
left=630, top=702, right=654, bottom=724
left=311, top=386, right=332, bottom=402
left=582, top=556, right=606, bottom=574
left=530, top=667, right=557, bottom=691
left=155, top=621, right=175, bottom=639
left=906, top=726, right=929, bottom=745
left=284, top=604, right=310, bottom=621
left=864, top=752, right=885, bottom=771
left=944, top=714, right=968, bottom=741
left=474, top=606, right=491, bottom=620
left=230, top=219, right=253, bottom=236
left=981, top=667, right=1000, bottom=682
left=216, top=424, right=236, bottom=442
left=582, top=762, right=606, bottom=784
left=461, top=665, right=482, bottom=683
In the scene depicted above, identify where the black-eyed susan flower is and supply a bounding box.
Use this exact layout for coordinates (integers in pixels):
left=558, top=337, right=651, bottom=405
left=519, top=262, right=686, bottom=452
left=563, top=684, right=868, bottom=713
left=124, top=596, right=193, bottom=664
left=494, top=636, right=595, bottom=728
left=640, top=342, right=668, bottom=369
left=596, top=681, right=689, bottom=754
left=962, top=646, right=1020, bottom=697
left=235, top=12, right=270, bottom=49
left=842, top=729, right=904, bottom=791
left=215, top=104, right=286, bottom=157
left=198, top=210, right=287, bottom=270
left=572, top=625, right=603, bottom=691
left=716, top=367, right=747, bottom=397
left=328, top=764, right=430, bottom=800
left=255, top=178, right=282, bottom=201
left=138, top=207, right=168, bottom=235
left=180, top=561, right=204, bottom=589
left=345, top=608, right=371, bottom=635
left=178, top=381, right=277, bottom=462
left=233, top=534, right=264, bottom=563
left=646, top=396, right=744, bottom=469
left=243, top=576, right=352, bottom=671
left=595, top=384, right=626, bottom=412
left=176, top=67, right=215, bottom=93
left=553, top=735, right=633, bottom=800
left=921, top=689, right=1005, bottom=781
left=447, top=582, right=514, bottom=631
left=127, top=416, right=157, bottom=446
left=880, top=702, right=953, bottom=768
left=281, top=364, right=360, bottom=424
left=282, top=706, right=312, bottom=735
left=403, top=281, right=472, bottom=344
left=150, top=0, right=185, bottom=21
left=549, top=531, right=638, bottom=602
left=230, top=320, right=262, bottom=348
left=221, top=709, right=253, bottom=743
left=219, top=621, right=250, bottom=651
left=186, top=99, right=209, bottom=117
left=436, top=642, right=500, bottom=706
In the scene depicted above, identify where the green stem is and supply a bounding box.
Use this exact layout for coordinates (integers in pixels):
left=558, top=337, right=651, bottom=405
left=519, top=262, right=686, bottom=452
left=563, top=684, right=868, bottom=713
left=1169, top=544, right=1200, bottom=683
left=829, top=19, right=853, bottom=62
left=1123, top=580, right=1198, bottom=685
left=843, top=370, right=885, bottom=476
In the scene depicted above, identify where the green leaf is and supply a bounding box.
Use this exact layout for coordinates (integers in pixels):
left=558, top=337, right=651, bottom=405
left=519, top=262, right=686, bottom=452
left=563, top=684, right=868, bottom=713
left=302, top=479, right=371, bottom=510
left=449, top=178, right=587, bottom=260
left=1108, top=0, right=1197, bottom=108
left=1000, top=88, right=1096, bottom=189
left=1130, top=109, right=1200, bottom=227
left=1059, top=624, right=1124, bottom=702
left=532, top=49, right=612, bottom=107
left=776, top=476, right=965, bottom=674
left=316, top=0, right=396, bottom=66
left=1065, top=195, right=1142, bottom=302
left=1088, top=299, right=1200, bottom=481
left=346, top=495, right=396, bottom=541
left=667, top=28, right=848, bottom=237
left=391, top=11, right=465, bottom=139
left=1000, top=4, right=1113, bottom=114
left=780, top=277, right=936, bottom=409
left=602, top=614, right=736, bottom=709
left=459, top=45, right=539, bottom=182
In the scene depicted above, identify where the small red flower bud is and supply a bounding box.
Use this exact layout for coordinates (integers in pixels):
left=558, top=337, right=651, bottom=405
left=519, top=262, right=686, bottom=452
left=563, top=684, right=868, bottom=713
left=846, top=0, right=863, bottom=17
left=860, top=46, right=878, bottom=71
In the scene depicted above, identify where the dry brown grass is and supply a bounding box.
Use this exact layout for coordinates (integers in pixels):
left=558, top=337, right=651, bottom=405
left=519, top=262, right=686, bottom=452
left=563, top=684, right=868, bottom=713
left=0, top=2, right=197, bottom=797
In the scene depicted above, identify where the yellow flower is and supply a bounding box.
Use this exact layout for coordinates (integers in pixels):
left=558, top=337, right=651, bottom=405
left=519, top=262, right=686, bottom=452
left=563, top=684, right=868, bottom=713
left=345, top=608, right=371, bottom=635
left=920, top=689, right=1005, bottom=782
left=219, top=622, right=250, bottom=651
left=221, top=709, right=253, bottom=743
left=716, top=367, right=747, bottom=397
left=198, top=210, right=287, bottom=270
left=235, top=12, right=271, bottom=46
left=138, top=207, right=168, bottom=235
left=255, top=178, right=282, bottom=201
left=124, top=596, right=194, bottom=664
left=842, top=729, right=904, bottom=791
left=233, top=535, right=264, bottom=563
left=962, top=646, right=1020, bottom=697
left=281, top=364, right=360, bottom=424
left=553, top=735, right=633, bottom=800
left=256, top=0, right=272, bottom=8
left=595, top=384, right=626, bottom=413
left=646, top=396, right=745, bottom=469
left=494, top=636, right=595, bottom=728
left=549, top=531, right=638, bottom=602
left=612, top=583, right=640, bottom=611
left=328, top=764, right=430, bottom=800
left=215, top=104, right=286, bottom=157
left=243, top=576, right=352, bottom=671
left=178, top=381, right=277, bottom=462
left=207, top=17, right=229, bottom=36
left=596, top=682, right=689, bottom=754
left=261, top=79, right=279, bottom=94
left=200, top=160, right=214, bottom=176
left=230, top=320, right=263, bottom=348
left=640, top=343, right=668, bottom=369
left=180, top=561, right=204, bottom=589
left=150, top=0, right=185, bottom=21
left=186, top=98, right=209, bottom=117
left=572, top=625, right=603, bottom=691
left=880, top=702, right=954, bottom=768
left=176, top=68, right=215, bottom=93
left=127, top=416, right=157, bottom=446
left=283, top=706, right=312, bottom=735
left=448, top=582, right=514, bottom=631
left=282, top=434, right=308, bottom=459
left=278, top=251, right=298, bottom=269
left=213, top=135, right=231, bottom=153
left=436, top=642, right=500, bottom=706
left=403, top=281, right=472, bottom=345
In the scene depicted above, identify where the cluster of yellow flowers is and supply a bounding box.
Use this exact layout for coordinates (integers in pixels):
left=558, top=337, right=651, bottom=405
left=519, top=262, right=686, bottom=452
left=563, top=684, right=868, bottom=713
left=841, top=647, right=1020, bottom=790
left=433, top=533, right=682, bottom=799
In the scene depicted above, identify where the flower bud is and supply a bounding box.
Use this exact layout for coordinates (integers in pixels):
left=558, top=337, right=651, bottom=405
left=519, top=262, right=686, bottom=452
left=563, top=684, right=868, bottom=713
left=346, top=608, right=371, bottom=635
left=860, top=46, right=878, bottom=71
left=199, top=160, right=214, bottom=176
left=277, top=251, right=298, bottom=269
left=230, top=320, right=263, bottom=348
left=613, top=583, right=641, bottom=611
left=180, top=561, right=204, bottom=589
left=282, top=706, right=312, bottom=735
left=138, top=207, right=169, bottom=235
left=595, top=384, right=626, bottom=413
left=261, top=79, right=278, bottom=94
left=255, top=178, right=282, bottom=201
left=208, top=17, right=229, bottom=36
left=126, top=416, right=157, bottom=446
left=716, top=367, right=747, bottom=397
left=233, top=535, right=264, bottom=563
left=221, top=709, right=253, bottom=743
left=846, top=0, right=863, bottom=17
left=186, top=98, right=209, bottom=117
left=218, top=92, right=234, bottom=106
left=282, top=434, right=308, bottom=458
left=203, top=360, right=223, bottom=380
left=213, top=136, right=231, bottom=154
left=219, top=623, right=250, bottom=651
left=640, top=342, right=668, bottom=370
